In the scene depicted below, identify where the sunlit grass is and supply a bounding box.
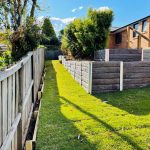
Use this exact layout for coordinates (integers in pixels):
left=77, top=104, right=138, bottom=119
left=36, top=60, right=150, bottom=150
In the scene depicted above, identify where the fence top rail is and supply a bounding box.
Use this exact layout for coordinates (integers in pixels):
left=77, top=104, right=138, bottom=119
left=0, top=52, right=33, bottom=82
left=124, top=61, right=150, bottom=65
left=92, top=61, right=120, bottom=65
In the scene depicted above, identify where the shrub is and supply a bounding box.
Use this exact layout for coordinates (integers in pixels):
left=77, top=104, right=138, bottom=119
left=11, top=18, right=41, bottom=61
left=61, top=7, right=113, bottom=59
left=61, top=19, right=83, bottom=58
left=0, top=50, right=12, bottom=69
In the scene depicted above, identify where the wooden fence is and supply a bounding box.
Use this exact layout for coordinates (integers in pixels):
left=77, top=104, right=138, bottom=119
left=123, top=62, right=150, bottom=89
left=61, top=56, right=150, bottom=94
left=94, top=49, right=142, bottom=62
left=92, top=61, right=120, bottom=93
left=0, top=48, right=44, bottom=150
left=62, top=60, right=92, bottom=93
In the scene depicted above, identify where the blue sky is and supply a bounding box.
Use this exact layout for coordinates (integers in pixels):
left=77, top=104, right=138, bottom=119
left=37, top=0, right=150, bottom=34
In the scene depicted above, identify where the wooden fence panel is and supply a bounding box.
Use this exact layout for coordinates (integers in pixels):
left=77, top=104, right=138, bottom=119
left=61, top=56, right=150, bottom=94
left=33, top=48, right=45, bottom=102
left=124, top=62, right=150, bottom=89
left=92, top=61, right=120, bottom=93
left=0, top=48, right=44, bottom=150
left=62, top=60, right=90, bottom=93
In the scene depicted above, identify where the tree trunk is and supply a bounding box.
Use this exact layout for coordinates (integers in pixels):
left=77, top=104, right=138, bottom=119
left=30, top=0, right=37, bottom=17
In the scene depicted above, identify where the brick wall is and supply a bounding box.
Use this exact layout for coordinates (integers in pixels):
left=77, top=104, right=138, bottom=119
left=109, top=17, right=150, bottom=49
left=129, top=18, right=150, bottom=48
left=109, top=30, right=128, bottom=49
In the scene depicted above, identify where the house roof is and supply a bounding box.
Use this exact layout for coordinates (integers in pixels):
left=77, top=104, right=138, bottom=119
left=110, top=27, right=120, bottom=32
left=111, top=15, right=150, bottom=33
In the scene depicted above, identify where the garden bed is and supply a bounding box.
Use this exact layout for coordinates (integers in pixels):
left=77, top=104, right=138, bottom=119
left=25, top=69, right=46, bottom=150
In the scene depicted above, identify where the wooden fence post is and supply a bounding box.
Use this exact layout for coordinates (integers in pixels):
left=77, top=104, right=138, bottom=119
left=74, top=62, right=76, bottom=79
left=88, top=62, right=92, bottom=94
left=105, top=49, right=109, bottom=62
left=141, top=49, right=144, bottom=61
left=120, top=61, right=124, bottom=91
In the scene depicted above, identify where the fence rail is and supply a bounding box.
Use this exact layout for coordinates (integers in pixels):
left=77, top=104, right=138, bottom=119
left=0, top=48, right=44, bottom=150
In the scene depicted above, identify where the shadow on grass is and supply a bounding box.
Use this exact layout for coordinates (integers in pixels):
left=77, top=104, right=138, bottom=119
left=94, top=89, right=150, bottom=116
left=60, top=96, right=144, bottom=150
left=36, top=61, right=96, bottom=150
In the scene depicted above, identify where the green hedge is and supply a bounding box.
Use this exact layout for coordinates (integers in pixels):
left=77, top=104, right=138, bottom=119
left=61, top=8, right=113, bottom=59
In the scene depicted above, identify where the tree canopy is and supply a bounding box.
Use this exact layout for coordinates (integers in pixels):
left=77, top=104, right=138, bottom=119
left=0, top=0, right=41, bottom=61
left=42, top=18, right=56, bottom=37
left=41, top=18, right=59, bottom=46
left=61, top=8, right=113, bottom=59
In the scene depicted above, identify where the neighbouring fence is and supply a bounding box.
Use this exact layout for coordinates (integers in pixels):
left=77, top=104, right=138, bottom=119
left=60, top=56, right=150, bottom=94
left=123, top=62, right=150, bottom=89
left=45, top=50, right=63, bottom=60
left=0, top=48, right=44, bottom=150
left=94, top=49, right=142, bottom=62
left=142, top=49, right=150, bottom=61
left=92, top=61, right=120, bottom=93
left=62, top=59, right=92, bottom=93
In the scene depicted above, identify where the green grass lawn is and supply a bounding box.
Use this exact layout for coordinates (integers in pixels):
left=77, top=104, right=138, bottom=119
left=36, top=60, right=150, bottom=150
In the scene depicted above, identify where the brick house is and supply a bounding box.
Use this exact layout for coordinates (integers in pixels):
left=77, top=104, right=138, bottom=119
left=109, top=15, right=150, bottom=49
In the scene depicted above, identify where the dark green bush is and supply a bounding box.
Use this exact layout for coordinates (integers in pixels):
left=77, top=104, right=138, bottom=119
left=11, top=18, right=41, bottom=61
left=61, top=7, right=113, bottom=59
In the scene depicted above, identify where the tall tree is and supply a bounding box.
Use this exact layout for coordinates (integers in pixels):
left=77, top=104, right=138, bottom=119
left=42, top=18, right=56, bottom=38
left=0, top=0, right=40, bottom=61
left=0, top=0, right=38, bottom=31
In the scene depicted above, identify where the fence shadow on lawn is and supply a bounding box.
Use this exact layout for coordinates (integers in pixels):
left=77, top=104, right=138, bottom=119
left=60, top=96, right=143, bottom=150
left=36, top=61, right=97, bottom=150
left=94, top=89, right=150, bottom=116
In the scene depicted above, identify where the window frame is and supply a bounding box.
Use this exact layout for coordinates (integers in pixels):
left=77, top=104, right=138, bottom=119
left=115, top=32, right=122, bottom=45
left=142, top=20, right=147, bottom=32
left=133, top=23, right=139, bottom=38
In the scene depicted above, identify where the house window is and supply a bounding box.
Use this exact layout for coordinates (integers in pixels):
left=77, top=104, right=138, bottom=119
left=115, top=33, right=122, bottom=44
left=142, top=20, right=147, bottom=32
left=133, top=23, right=139, bottom=37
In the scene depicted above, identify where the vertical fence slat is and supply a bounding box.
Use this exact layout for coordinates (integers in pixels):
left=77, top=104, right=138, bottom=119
left=2, top=79, right=8, bottom=143
left=0, top=82, right=2, bottom=147
left=11, top=73, right=16, bottom=150
left=7, top=76, right=12, bottom=150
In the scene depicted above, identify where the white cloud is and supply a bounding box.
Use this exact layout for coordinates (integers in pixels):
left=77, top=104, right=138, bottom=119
left=72, top=9, right=77, bottom=12
left=50, top=17, right=76, bottom=24
left=79, top=6, right=83, bottom=10
left=36, top=16, right=76, bottom=35
left=72, top=6, right=83, bottom=13
left=97, top=6, right=110, bottom=11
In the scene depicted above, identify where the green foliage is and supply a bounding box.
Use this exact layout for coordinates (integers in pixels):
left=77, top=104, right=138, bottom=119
left=11, top=17, right=41, bottom=61
left=0, top=31, right=12, bottom=49
left=0, top=50, right=12, bottom=69
left=61, top=8, right=113, bottom=59
left=41, top=18, right=59, bottom=46
left=42, top=18, right=56, bottom=37
left=0, top=1, right=39, bottom=62
left=58, top=29, right=64, bottom=41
